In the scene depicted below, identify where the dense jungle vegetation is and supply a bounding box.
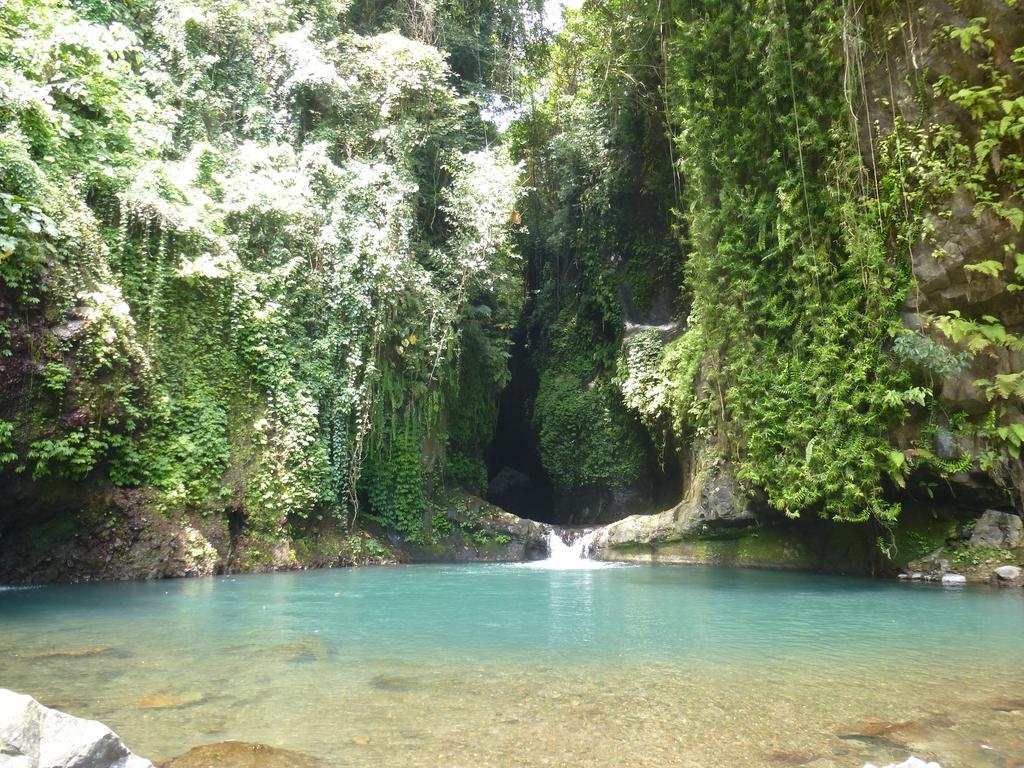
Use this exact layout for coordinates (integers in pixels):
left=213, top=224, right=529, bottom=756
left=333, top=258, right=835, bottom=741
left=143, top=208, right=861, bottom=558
left=0, top=0, right=1021, bottom=572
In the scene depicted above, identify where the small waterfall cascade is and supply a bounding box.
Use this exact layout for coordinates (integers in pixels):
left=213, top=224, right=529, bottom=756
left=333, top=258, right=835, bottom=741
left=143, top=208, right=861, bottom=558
left=534, top=528, right=604, bottom=569
left=516, top=527, right=615, bottom=570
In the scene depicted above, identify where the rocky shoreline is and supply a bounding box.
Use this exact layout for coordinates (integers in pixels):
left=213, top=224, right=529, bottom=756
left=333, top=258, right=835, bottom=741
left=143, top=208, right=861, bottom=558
left=1, top=463, right=1021, bottom=587
left=0, top=491, right=549, bottom=585
left=589, top=462, right=1024, bottom=590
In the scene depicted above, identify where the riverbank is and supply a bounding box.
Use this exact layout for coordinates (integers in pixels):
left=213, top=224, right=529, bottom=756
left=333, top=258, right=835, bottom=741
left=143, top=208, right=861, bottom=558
left=592, top=509, right=1024, bottom=589
left=0, top=490, right=548, bottom=584
left=589, top=462, right=1024, bottom=589
left=2, top=473, right=1021, bottom=588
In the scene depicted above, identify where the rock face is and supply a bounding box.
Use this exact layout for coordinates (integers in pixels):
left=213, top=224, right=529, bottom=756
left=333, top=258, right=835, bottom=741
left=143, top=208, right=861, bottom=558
left=553, top=483, right=657, bottom=527
left=969, top=510, right=1023, bottom=549
left=0, top=488, right=227, bottom=583
left=592, top=455, right=764, bottom=563
left=872, top=0, right=1024, bottom=509
left=401, top=495, right=549, bottom=562
left=486, top=467, right=540, bottom=518
left=0, top=688, right=153, bottom=768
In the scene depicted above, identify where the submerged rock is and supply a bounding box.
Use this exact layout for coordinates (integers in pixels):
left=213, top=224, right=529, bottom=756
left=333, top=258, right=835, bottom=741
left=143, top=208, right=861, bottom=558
left=0, top=688, right=153, bottom=768
left=969, top=510, right=1023, bottom=549
left=36, top=645, right=109, bottom=659
left=368, top=673, right=417, bottom=692
left=263, top=637, right=331, bottom=663
left=766, top=749, right=823, bottom=765
left=164, top=742, right=319, bottom=768
left=838, top=718, right=928, bottom=751
left=134, top=692, right=205, bottom=710
left=990, top=696, right=1024, bottom=712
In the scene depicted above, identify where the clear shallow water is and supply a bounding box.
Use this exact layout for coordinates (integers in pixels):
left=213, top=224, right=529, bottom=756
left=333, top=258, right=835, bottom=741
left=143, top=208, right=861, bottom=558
left=2, top=564, right=1023, bottom=767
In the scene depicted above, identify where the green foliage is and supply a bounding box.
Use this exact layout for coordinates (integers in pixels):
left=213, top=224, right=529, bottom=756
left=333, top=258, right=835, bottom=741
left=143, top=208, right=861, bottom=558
left=0, top=191, right=58, bottom=301
left=892, top=332, right=972, bottom=383
left=430, top=508, right=454, bottom=539
left=444, top=452, right=489, bottom=494
left=617, top=330, right=667, bottom=428
left=505, top=0, right=681, bottom=498
left=952, top=543, right=1012, bottom=568
left=881, top=8, right=1024, bottom=486
left=659, top=0, right=912, bottom=524
left=0, top=0, right=525, bottom=543
left=0, top=421, right=16, bottom=465
left=361, top=426, right=429, bottom=543
left=338, top=533, right=393, bottom=562
left=4, top=0, right=1020, bottom=552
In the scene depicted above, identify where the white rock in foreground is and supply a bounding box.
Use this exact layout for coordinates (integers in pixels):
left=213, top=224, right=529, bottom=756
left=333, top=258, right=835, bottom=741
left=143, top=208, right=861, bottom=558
left=940, top=573, right=966, bottom=585
left=863, top=757, right=941, bottom=768
left=0, top=688, right=153, bottom=768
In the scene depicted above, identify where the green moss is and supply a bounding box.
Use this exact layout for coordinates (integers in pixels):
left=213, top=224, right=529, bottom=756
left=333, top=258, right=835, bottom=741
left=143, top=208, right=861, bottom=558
left=890, top=519, right=957, bottom=565
left=24, top=515, right=78, bottom=559
left=534, top=367, right=646, bottom=490
left=732, top=530, right=812, bottom=567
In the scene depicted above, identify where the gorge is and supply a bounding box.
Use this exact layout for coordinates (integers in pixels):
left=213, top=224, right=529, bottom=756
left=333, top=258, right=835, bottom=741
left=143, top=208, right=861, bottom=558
left=1, top=0, right=1024, bottom=764
left=0, top=0, right=1022, bottom=581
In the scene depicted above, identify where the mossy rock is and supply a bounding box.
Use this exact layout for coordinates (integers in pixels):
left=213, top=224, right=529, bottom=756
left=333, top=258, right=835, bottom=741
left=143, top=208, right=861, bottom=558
left=600, top=530, right=816, bottom=570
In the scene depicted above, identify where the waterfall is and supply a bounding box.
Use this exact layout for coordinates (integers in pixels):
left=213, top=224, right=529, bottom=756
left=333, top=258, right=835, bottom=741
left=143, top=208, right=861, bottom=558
left=518, top=528, right=609, bottom=570
left=546, top=529, right=594, bottom=564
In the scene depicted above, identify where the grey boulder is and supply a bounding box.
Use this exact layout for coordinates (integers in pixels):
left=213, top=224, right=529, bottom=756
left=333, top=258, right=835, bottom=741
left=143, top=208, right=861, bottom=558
left=969, top=510, right=1023, bottom=549
left=940, top=573, right=966, bottom=586
left=993, top=564, right=1022, bottom=585
left=0, top=688, right=152, bottom=768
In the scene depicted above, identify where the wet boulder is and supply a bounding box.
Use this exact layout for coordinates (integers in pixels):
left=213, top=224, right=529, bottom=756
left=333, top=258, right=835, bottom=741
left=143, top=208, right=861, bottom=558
left=0, top=688, right=153, bottom=768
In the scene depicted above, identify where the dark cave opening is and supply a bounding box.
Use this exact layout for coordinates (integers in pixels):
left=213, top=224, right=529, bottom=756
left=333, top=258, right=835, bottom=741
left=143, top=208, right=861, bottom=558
left=484, top=324, right=685, bottom=527
left=485, top=324, right=558, bottom=523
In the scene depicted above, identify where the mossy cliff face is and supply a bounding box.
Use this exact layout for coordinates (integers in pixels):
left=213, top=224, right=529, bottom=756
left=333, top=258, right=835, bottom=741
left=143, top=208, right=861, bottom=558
left=0, top=480, right=549, bottom=582
left=0, top=0, right=532, bottom=580
left=590, top=450, right=878, bottom=574
left=2, top=0, right=1023, bottom=581
left=515, top=0, right=1023, bottom=543
left=872, top=0, right=1024, bottom=508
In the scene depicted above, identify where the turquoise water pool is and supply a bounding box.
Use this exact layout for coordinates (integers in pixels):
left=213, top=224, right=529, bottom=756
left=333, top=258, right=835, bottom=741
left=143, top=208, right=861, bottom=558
left=2, top=563, right=1023, bottom=767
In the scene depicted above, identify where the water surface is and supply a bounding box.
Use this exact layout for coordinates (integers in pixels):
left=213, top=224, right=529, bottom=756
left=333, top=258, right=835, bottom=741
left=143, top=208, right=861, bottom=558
left=2, top=564, right=1023, bottom=767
